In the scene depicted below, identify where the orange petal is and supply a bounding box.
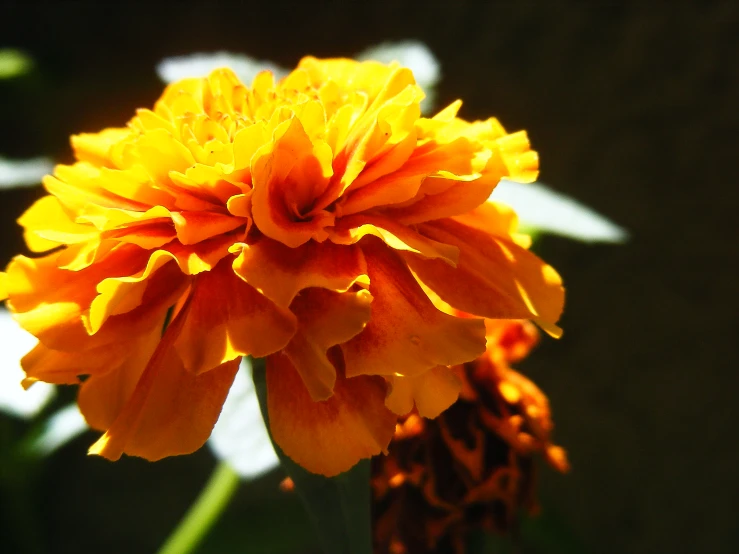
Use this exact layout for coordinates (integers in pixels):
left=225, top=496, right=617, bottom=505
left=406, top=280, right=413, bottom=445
left=384, top=171, right=498, bottom=225
left=451, top=200, right=531, bottom=248
left=408, top=218, right=564, bottom=334
left=341, top=238, right=486, bottom=378
left=385, top=365, right=462, bottom=418
left=175, top=260, right=297, bottom=373
left=335, top=131, right=476, bottom=217
left=231, top=237, right=367, bottom=309
left=170, top=210, right=246, bottom=245
left=21, top=342, right=120, bottom=386
left=251, top=117, right=335, bottom=247
left=84, top=250, right=177, bottom=334
left=162, top=230, right=244, bottom=275
left=77, top=323, right=163, bottom=430
left=5, top=246, right=145, bottom=349
left=266, top=352, right=396, bottom=476
left=284, top=288, right=372, bottom=400
left=89, top=311, right=239, bottom=461
left=101, top=220, right=178, bottom=250
left=329, top=214, right=459, bottom=265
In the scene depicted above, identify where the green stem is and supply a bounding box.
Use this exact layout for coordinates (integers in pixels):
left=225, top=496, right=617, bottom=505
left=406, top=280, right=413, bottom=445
left=157, top=461, right=240, bottom=554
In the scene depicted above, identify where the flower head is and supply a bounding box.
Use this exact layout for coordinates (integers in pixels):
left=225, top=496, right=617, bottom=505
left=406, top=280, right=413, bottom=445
left=0, top=57, right=563, bottom=476
left=372, top=320, right=568, bottom=554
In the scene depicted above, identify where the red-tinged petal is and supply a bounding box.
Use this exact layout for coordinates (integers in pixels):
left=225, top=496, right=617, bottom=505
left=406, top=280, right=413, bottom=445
left=162, top=230, right=244, bottom=275
left=102, top=221, right=178, bottom=250
left=175, top=260, right=297, bottom=374
left=341, top=238, right=486, bottom=378
left=335, top=133, right=476, bottom=217
left=232, top=238, right=367, bottom=309
left=77, top=323, right=163, bottom=431
left=408, top=218, right=564, bottom=334
left=89, top=328, right=239, bottom=461
left=284, top=288, right=372, bottom=401
left=385, top=365, right=462, bottom=418
left=266, top=352, right=396, bottom=476
left=251, top=118, right=335, bottom=247
left=173, top=164, right=242, bottom=204
left=170, top=210, right=245, bottom=245
left=329, top=214, right=459, bottom=265
left=315, top=82, right=423, bottom=211
left=384, top=171, right=498, bottom=225
left=84, top=251, right=179, bottom=334
left=5, top=245, right=146, bottom=349
left=82, top=260, right=189, bottom=351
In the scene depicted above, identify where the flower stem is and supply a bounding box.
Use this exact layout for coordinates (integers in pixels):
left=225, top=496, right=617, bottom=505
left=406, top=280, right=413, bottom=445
left=157, top=461, right=240, bottom=554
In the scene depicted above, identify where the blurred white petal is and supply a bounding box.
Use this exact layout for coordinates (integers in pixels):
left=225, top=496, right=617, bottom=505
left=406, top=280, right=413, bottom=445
left=492, top=180, right=629, bottom=243
left=157, top=52, right=288, bottom=84
left=0, top=156, right=53, bottom=188
left=0, top=309, right=54, bottom=418
left=356, top=40, right=440, bottom=113
left=0, top=49, right=33, bottom=80
left=209, top=358, right=279, bottom=479
left=27, top=404, right=88, bottom=456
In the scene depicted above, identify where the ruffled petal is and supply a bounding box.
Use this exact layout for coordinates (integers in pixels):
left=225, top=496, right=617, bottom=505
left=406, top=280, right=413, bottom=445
left=341, top=238, right=486, bottom=378
left=18, top=196, right=98, bottom=253
left=283, top=288, right=372, bottom=401
left=170, top=210, right=246, bottom=245
left=71, top=128, right=132, bottom=167
left=161, top=231, right=244, bottom=275
left=84, top=250, right=179, bottom=334
left=231, top=237, right=367, bottom=309
left=329, top=214, right=459, bottom=265
left=266, top=351, right=396, bottom=476
left=21, top=342, right=115, bottom=386
left=5, top=246, right=145, bottom=349
left=251, top=118, right=335, bottom=247
left=383, top=171, right=498, bottom=225
left=175, top=260, right=297, bottom=374
left=88, top=312, right=239, bottom=460
left=408, top=218, right=564, bottom=335
left=77, top=323, right=163, bottom=430
left=385, top=365, right=462, bottom=418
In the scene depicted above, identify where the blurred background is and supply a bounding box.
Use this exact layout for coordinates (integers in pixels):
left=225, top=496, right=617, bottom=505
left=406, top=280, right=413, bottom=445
left=0, top=2, right=737, bottom=553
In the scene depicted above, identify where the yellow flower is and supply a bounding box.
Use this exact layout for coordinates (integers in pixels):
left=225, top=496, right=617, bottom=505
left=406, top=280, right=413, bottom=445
left=0, top=57, right=564, bottom=476
left=372, top=320, right=568, bottom=554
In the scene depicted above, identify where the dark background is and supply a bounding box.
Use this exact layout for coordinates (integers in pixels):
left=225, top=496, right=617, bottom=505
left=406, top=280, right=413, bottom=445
left=0, top=2, right=737, bottom=553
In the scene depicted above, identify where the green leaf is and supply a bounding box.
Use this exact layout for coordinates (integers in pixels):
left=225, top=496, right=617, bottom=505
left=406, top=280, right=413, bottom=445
left=251, top=357, right=372, bottom=554
left=0, top=49, right=33, bottom=79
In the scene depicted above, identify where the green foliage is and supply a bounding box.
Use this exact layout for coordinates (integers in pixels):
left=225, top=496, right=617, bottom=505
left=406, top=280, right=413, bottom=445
left=0, top=49, right=33, bottom=79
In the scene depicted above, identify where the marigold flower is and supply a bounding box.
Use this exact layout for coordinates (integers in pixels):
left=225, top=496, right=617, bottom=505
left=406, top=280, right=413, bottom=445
left=0, top=57, right=564, bottom=476
left=372, top=320, right=568, bottom=554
